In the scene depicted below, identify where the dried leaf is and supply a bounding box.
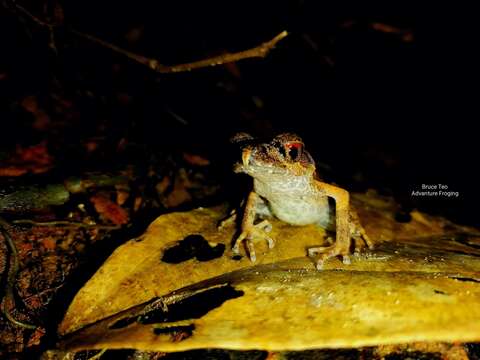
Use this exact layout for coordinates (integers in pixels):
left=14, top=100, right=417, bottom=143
left=183, top=153, right=210, bottom=166
left=58, top=192, right=480, bottom=351
left=162, top=173, right=192, bottom=208
left=0, top=167, right=29, bottom=177
left=0, top=142, right=54, bottom=177
left=18, top=142, right=53, bottom=165
left=90, top=194, right=129, bottom=225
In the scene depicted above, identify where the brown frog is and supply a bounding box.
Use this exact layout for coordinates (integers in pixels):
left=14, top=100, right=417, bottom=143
left=228, top=132, right=373, bottom=269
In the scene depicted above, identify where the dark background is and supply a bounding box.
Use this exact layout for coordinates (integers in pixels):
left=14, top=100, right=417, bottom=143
left=0, top=0, right=478, bottom=226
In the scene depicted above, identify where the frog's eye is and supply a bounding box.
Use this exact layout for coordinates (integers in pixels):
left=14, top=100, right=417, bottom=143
left=285, top=142, right=303, bottom=161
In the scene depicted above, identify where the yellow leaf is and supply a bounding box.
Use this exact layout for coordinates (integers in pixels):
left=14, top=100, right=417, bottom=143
left=58, top=192, right=480, bottom=351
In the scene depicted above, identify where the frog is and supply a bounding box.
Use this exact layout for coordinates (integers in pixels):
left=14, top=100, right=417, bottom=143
left=227, top=132, right=373, bottom=269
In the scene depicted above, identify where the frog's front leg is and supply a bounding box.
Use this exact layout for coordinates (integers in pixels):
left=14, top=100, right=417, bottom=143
left=232, top=191, right=274, bottom=262
left=308, top=182, right=352, bottom=269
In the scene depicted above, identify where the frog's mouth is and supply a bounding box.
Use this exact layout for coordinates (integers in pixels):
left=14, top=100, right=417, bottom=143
left=238, top=148, right=316, bottom=179
left=236, top=148, right=288, bottom=176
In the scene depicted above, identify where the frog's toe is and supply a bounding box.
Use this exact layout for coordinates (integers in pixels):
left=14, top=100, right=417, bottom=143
left=363, top=233, right=375, bottom=250
left=307, top=237, right=334, bottom=256
left=232, top=230, right=248, bottom=254
left=352, top=231, right=374, bottom=253
left=232, top=226, right=275, bottom=262
left=254, top=219, right=272, bottom=233
left=308, top=244, right=350, bottom=270
left=245, top=239, right=257, bottom=262
left=352, top=236, right=365, bottom=253
left=217, top=210, right=237, bottom=230
left=266, top=236, right=275, bottom=249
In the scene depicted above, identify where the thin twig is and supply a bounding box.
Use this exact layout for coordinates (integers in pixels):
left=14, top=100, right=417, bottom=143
left=7, top=1, right=288, bottom=73
left=9, top=0, right=57, bottom=53
left=12, top=219, right=121, bottom=230
left=9, top=0, right=50, bottom=27
left=0, top=217, right=37, bottom=329
left=71, top=29, right=288, bottom=73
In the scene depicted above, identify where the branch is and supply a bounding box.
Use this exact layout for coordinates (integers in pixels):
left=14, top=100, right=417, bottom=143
left=71, top=29, right=288, bottom=73
left=6, top=1, right=288, bottom=73
left=7, top=0, right=58, bottom=53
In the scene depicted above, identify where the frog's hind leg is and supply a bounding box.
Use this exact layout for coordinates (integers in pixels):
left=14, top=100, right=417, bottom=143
left=349, top=207, right=374, bottom=252
left=217, top=208, right=238, bottom=230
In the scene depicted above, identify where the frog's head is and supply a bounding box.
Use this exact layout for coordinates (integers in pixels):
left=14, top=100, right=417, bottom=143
left=231, top=133, right=316, bottom=181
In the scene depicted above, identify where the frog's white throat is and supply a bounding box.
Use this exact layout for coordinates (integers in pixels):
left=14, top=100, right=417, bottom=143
left=253, top=173, right=314, bottom=197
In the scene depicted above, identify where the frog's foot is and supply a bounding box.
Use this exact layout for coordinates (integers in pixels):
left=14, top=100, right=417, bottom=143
left=348, top=208, right=374, bottom=252
left=351, top=225, right=374, bottom=253
left=308, top=242, right=351, bottom=270
left=232, top=220, right=274, bottom=262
